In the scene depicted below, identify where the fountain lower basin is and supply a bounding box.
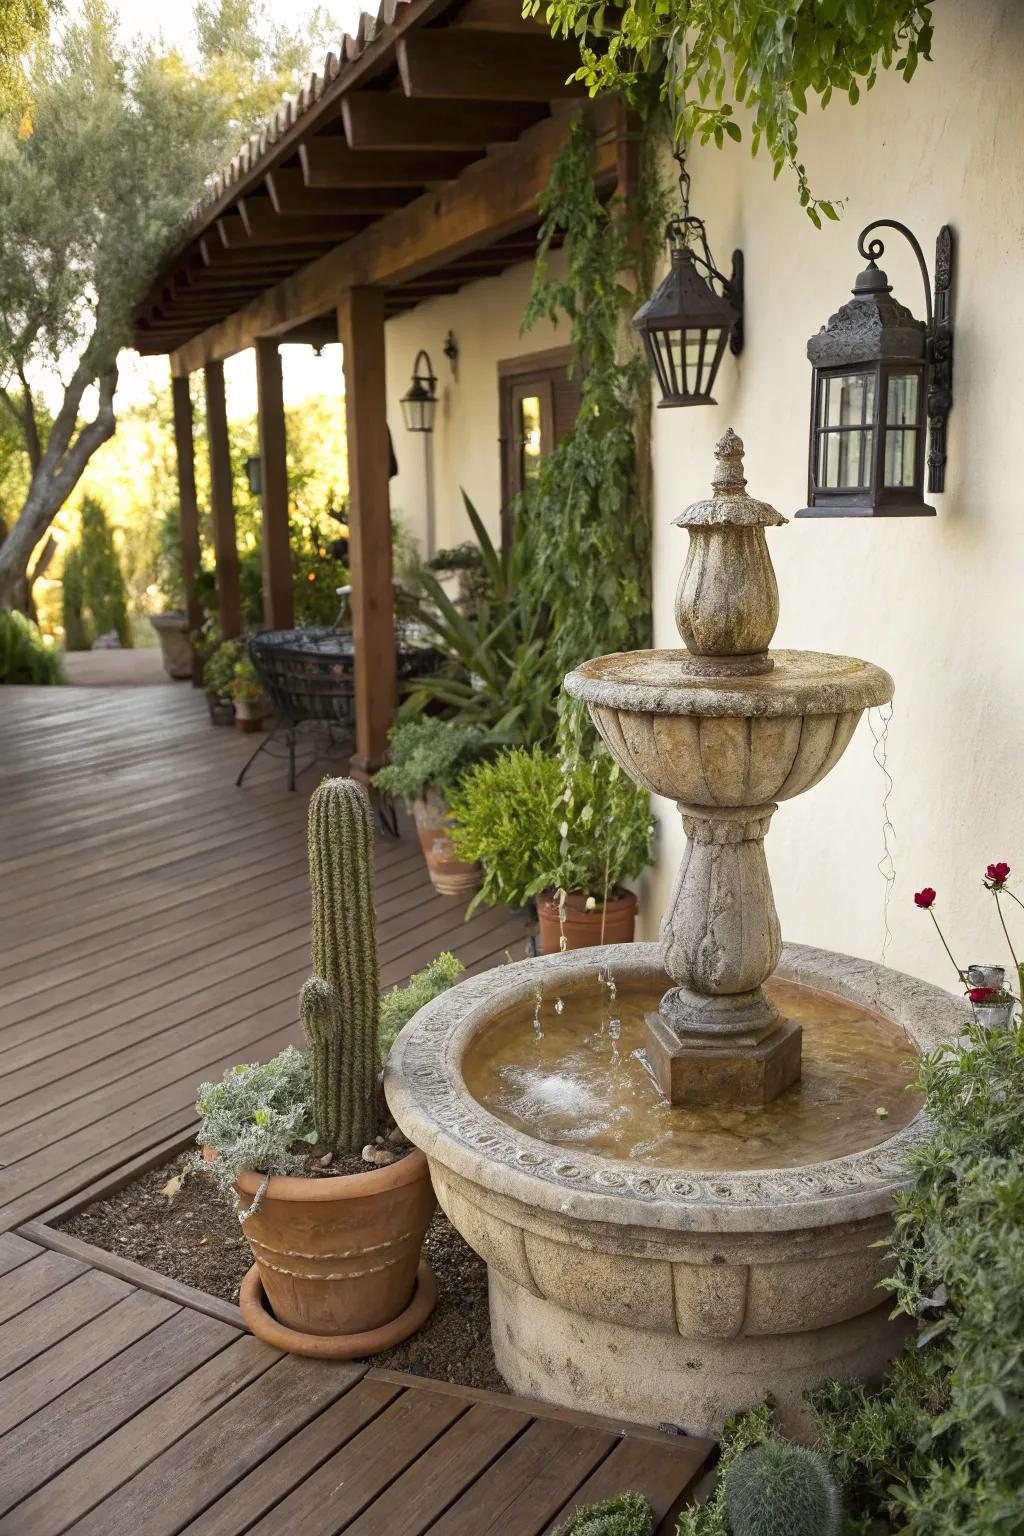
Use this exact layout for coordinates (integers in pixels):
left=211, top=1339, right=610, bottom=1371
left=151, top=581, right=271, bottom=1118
left=385, top=942, right=966, bottom=1436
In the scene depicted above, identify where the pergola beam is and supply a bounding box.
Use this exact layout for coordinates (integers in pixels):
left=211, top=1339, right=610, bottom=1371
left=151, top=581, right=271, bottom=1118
left=341, top=94, right=542, bottom=151
left=255, top=339, right=293, bottom=630
left=265, top=171, right=409, bottom=217
left=299, top=140, right=475, bottom=189
left=169, top=106, right=618, bottom=375
left=170, top=374, right=203, bottom=684
left=396, top=31, right=586, bottom=102
left=204, top=361, right=242, bottom=640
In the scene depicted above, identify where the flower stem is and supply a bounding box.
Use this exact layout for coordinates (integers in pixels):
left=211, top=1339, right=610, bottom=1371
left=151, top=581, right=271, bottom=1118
left=928, top=908, right=967, bottom=987
left=993, top=889, right=1022, bottom=998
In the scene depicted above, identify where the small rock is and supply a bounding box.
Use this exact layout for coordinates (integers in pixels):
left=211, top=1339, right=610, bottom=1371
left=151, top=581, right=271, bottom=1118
left=362, top=1145, right=399, bottom=1167
left=316, top=1152, right=334, bottom=1167
left=875, top=1106, right=890, bottom=1119
left=387, top=1127, right=408, bottom=1147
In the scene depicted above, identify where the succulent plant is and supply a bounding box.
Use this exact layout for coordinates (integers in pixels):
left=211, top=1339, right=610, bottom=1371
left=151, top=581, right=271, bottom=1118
left=300, top=777, right=379, bottom=1153
left=724, top=1440, right=840, bottom=1536
left=553, top=1492, right=653, bottom=1536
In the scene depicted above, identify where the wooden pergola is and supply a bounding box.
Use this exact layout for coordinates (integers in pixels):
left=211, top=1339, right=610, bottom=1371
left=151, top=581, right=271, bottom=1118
left=137, top=0, right=626, bottom=778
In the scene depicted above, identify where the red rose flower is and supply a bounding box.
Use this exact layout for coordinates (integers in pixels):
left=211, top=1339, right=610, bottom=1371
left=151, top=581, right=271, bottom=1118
left=985, top=861, right=1011, bottom=887
left=969, top=986, right=998, bottom=1003
left=914, top=888, right=937, bottom=909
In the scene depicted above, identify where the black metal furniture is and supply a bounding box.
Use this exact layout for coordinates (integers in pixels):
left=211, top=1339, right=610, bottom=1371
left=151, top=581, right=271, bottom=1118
left=237, top=624, right=438, bottom=793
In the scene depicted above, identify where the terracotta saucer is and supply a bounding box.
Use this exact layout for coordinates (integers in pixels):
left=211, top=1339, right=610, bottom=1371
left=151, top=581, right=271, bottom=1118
left=239, top=1259, right=437, bottom=1359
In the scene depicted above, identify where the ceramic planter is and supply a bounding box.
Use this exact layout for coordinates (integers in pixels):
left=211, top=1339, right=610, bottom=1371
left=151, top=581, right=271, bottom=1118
left=228, top=1149, right=438, bottom=1358
left=413, top=787, right=481, bottom=897
left=536, top=889, right=638, bottom=955
left=233, top=696, right=266, bottom=733
left=149, top=612, right=192, bottom=680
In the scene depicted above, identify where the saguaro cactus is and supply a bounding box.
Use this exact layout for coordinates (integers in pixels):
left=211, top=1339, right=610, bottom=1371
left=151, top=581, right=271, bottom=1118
left=300, top=777, right=379, bottom=1153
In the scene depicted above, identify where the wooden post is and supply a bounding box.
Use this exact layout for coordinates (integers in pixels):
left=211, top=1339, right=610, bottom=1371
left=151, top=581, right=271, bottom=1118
left=255, top=338, right=294, bottom=630
left=203, top=360, right=241, bottom=639
left=170, top=372, right=203, bottom=684
left=337, top=286, right=395, bottom=781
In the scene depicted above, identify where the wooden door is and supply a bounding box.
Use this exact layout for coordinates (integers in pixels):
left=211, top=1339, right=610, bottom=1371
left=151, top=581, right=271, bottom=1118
left=498, top=347, right=580, bottom=545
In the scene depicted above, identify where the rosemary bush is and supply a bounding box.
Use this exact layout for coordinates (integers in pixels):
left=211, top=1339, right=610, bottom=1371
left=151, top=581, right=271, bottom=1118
left=0, top=610, right=63, bottom=684
left=379, top=952, right=464, bottom=1055
left=553, top=1492, right=653, bottom=1536
left=724, top=1440, right=840, bottom=1536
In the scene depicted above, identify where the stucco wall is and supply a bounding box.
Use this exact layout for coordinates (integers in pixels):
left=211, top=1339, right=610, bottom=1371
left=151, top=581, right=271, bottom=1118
left=383, top=0, right=1024, bottom=992
left=384, top=255, right=567, bottom=553
left=643, top=0, right=1024, bottom=989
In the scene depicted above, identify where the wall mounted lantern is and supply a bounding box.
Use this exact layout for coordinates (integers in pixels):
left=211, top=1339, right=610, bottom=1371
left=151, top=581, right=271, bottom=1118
left=400, top=350, right=438, bottom=434
left=244, top=454, right=262, bottom=497
left=799, top=221, right=954, bottom=518
left=632, top=151, right=744, bottom=407
left=442, top=331, right=459, bottom=375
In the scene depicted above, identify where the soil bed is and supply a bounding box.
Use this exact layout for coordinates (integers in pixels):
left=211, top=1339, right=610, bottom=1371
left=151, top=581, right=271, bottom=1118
left=59, top=1153, right=504, bottom=1393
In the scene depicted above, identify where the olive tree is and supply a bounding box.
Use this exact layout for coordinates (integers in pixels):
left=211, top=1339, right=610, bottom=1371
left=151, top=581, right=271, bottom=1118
left=0, top=0, right=332, bottom=611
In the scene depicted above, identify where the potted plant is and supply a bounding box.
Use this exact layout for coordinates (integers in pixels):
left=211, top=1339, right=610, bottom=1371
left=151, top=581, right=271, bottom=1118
left=149, top=508, right=193, bottom=679
left=448, top=743, right=654, bottom=952
left=373, top=718, right=484, bottom=896
left=230, top=654, right=267, bottom=733
left=196, top=778, right=461, bottom=1356
left=202, top=636, right=241, bottom=726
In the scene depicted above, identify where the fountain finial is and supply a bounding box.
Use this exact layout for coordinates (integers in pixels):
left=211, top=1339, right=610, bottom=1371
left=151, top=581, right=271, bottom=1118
left=673, top=428, right=786, bottom=672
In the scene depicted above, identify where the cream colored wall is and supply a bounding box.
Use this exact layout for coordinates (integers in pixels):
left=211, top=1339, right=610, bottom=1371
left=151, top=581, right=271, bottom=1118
left=383, top=0, right=1024, bottom=993
left=384, top=255, right=567, bottom=554
left=642, top=0, right=1024, bottom=990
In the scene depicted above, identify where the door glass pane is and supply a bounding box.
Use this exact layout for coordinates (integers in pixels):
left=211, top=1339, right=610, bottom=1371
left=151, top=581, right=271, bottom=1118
left=884, top=428, right=918, bottom=487
left=886, top=372, right=920, bottom=425
left=518, top=395, right=543, bottom=488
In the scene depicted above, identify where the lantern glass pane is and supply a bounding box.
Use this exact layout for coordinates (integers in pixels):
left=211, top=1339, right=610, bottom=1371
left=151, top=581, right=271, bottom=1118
left=820, top=371, right=875, bottom=428
left=684, top=331, right=704, bottom=393
left=697, top=328, right=723, bottom=393
left=886, top=372, right=920, bottom=425
left=817, top=427, right=874, bottom=489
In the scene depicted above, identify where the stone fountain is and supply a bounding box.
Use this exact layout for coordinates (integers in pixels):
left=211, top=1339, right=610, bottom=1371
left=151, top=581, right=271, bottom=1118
left=385, top=432, right=966, bottom=1435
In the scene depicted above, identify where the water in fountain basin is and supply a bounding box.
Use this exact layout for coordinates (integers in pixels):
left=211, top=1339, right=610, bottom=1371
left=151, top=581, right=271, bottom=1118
left=461, top=975, right=921, bottom=1172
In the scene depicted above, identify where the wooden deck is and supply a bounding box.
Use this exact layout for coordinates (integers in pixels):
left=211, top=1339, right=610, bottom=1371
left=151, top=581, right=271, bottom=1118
left=0, top=684, right=715, bottom=1532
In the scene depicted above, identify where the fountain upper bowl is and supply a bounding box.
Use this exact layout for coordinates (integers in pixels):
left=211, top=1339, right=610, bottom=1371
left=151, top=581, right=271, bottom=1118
left=565, top=648, right=894, bottom=806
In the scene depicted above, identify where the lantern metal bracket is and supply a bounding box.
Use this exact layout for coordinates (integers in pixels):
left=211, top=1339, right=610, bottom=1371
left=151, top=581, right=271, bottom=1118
left=669, top=152, right=745, bottom=357
left=856, top=220, right=954, bottom=493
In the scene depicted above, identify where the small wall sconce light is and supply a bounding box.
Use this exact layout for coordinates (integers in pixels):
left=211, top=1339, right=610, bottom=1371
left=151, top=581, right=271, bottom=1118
left=442, top=331, right=459, bottom=375
left=400, top=350, right=438, bottom=434
left=632, top=150, right=744, bottom=407
left=799, top=221, right=954, bottom=518
left=244, top=454, right=262, bottom=497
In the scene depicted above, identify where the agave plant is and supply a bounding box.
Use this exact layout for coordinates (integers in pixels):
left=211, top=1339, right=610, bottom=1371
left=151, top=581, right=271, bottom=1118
left=400, top=492, right=561, bottom=747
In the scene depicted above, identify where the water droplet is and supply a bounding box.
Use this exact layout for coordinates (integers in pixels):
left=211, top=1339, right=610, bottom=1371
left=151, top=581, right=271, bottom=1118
left=609, top=1017, right=621, bottom=1039
left=554, top=997, right=565, bottom=1015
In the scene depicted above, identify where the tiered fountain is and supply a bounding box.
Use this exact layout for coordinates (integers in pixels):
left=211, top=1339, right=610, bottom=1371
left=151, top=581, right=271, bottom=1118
left=386, top=432, right=966, bottom=1435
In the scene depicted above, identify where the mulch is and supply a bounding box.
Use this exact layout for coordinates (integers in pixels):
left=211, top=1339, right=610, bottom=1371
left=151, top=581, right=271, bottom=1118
left=58, top=1152, right=505, bottom=1393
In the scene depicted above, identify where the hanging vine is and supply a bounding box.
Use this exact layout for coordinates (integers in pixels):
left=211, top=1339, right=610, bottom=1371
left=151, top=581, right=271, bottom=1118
left=514, top=112, right=667, bottom=686
left=526, top=1, right=933, bottom=223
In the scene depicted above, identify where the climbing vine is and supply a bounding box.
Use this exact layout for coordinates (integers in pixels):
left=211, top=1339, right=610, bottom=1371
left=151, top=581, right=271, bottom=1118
left=526, top=0, right=934, bottom=222
left=516, top=112, right=667, bottom=682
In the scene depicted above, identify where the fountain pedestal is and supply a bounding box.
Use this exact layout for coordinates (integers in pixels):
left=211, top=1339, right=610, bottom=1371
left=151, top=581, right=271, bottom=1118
left=567, top=430, right=893, bottom=1107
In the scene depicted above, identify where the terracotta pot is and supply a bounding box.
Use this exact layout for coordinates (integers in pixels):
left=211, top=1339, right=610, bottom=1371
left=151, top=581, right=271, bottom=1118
left=536, top=888, right=638, bottom=955
left=233, top=696, right=266, bottom=733
left=218, top=1148, right=437, bottom=1344
left=413, top=787, right=481, bottom=897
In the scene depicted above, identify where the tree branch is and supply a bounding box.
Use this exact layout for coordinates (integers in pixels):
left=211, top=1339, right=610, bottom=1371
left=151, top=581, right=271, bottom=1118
left=15, top=363, right=42, bottom=473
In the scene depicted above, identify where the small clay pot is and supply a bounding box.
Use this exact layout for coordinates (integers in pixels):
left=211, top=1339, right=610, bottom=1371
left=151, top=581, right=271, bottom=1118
left=413, top=788, right=481, bottom=897
left=233, top=697, right=266, bottom=733
left=222, top=1148, right=437, bottom=1350
left=536, top=888, right=638, bottom=955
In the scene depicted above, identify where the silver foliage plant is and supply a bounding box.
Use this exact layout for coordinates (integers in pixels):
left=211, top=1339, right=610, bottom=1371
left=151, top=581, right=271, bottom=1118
left=193, top=1046, right=316, bottom=1218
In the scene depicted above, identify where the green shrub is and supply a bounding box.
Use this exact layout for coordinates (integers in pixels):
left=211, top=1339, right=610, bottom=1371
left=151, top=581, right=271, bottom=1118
left=448, top=746, right=563, bottom=913
left=203, top=638, right=244, bottom=702
left=809, top=1016, right=1024, bottom=1535
left=62, top=496, right=130, bottom=648
left=230, top=654, right=263, bottom=704
left=373, top=718, right=483, bottom=805
left=195, top=1046, right=316, bottom=1211
left=154, top=507, right=186, bottom=611
left=724, top=1441, right=839, bottom=1536
left=676, top=1402, right=775, bottom=1536
left=379, top=952, right=464, bottom=1055
left=553, top=1492, right=653, bottom=1536
left=449, top=741, right=652, bottom=913
left=0, top=610, right=64, bottom=684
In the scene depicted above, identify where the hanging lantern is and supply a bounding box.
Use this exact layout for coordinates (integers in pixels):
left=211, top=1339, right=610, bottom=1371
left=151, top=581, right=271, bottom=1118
left=633, top=152, right=744, bottom=408
left=400, top=350, right=438, bottom=434
left=800, top=221, right=954, bottom=518
left=244, top=454, right=262, bottom=496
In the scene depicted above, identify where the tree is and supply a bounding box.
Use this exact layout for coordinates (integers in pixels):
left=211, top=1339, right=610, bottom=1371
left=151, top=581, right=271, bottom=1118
left=62, top=495, right=131, bottom=650
left=0, top=0, right=50, bottom=113
left=0, top=0, right=336, bottom=611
